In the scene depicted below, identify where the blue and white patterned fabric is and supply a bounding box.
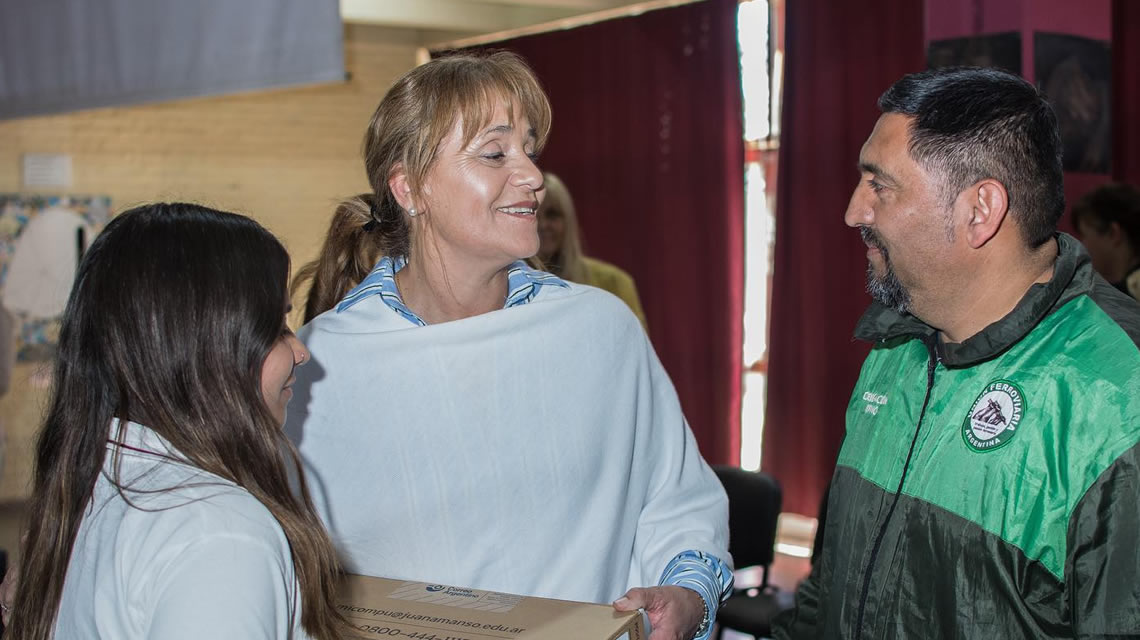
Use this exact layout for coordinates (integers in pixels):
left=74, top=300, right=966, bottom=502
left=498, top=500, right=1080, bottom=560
left=337, top=255, right=569, bottom=323
left=335, top=253, right=732, bottom=633
left=660, top=551, right=734, bottom=639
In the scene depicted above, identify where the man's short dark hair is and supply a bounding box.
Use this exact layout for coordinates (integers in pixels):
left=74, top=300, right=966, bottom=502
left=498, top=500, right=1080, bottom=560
left=1071, top=182, right=1140, bottom=253
left=878, top=67, right=1064, bottom=248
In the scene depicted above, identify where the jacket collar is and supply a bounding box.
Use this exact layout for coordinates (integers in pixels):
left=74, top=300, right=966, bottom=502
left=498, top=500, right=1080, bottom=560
left=854, top=233, right=1093, bottom=367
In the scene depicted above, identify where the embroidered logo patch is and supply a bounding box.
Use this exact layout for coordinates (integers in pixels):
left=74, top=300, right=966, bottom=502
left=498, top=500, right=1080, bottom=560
left=962, top=380, right=1024, bottom=452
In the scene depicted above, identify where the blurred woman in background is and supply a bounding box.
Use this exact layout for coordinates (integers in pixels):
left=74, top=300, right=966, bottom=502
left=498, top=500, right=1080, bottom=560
left=1071, top=182, right=1140, bottom=301
left=537, top=171, right=647, bottom=328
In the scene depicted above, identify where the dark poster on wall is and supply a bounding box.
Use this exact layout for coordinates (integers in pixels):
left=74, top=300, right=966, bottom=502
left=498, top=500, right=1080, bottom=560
left=1035, top=32, right=1112, bottom=174
left=927, top=32, right=1022, bottom=75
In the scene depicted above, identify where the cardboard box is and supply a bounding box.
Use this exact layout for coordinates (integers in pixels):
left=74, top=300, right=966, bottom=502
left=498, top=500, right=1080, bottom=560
left=339, top=575, right=647, bottom=640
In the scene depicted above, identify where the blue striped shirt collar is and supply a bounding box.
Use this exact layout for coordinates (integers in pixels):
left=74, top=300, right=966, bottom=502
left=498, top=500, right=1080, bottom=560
left=336, top=255, right=568, bottom=325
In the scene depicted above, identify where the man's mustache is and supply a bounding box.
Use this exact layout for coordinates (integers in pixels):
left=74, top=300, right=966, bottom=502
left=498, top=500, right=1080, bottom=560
left=860, top=226, right=886, bottom=252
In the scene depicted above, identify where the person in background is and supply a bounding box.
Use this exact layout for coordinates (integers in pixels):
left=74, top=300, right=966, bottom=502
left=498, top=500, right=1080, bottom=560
left=1071, top=181, right=1140, bottom=301
left=0, top=302, right=13, bottom=591
left=537, top=172, right=648, bottom=328
left=289, top=51, right=730, bottom=640
left=5, top=203, right=344, bottom=639
left=774, top=67, right=1140, bottom=638
left=0, top=301, right=14, bottom=504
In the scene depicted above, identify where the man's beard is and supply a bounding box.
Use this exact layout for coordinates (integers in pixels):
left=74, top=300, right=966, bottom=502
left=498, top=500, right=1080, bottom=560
left=861, top=227, right=911, bottom=314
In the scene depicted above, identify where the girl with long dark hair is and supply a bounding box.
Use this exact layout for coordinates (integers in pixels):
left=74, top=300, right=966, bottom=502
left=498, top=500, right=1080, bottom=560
left=7, top=203, right=344, bottom=639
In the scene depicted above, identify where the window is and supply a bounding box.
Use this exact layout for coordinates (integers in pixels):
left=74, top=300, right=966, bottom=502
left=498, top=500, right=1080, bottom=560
left=738, top=0, right=783, bottom=470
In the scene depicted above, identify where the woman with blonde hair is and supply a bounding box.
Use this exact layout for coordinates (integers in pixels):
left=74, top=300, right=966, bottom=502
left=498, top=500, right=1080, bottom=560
left=290, top=51, right=731, bottom=640
left=537, top=171, right=648, bottom=328
left=7, top=203, right=344, bottom=639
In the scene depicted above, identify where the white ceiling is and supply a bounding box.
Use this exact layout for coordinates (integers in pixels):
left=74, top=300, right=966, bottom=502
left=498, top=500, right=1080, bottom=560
left=340, top=0, right=670, bottom=40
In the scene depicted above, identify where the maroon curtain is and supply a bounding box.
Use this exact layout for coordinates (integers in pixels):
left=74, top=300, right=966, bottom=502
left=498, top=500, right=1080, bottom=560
left=761, top=0, right=925, bottom=517
left=1114, top=0, right=1140, bottom=184
left=452, top=0, right=745, bottom=463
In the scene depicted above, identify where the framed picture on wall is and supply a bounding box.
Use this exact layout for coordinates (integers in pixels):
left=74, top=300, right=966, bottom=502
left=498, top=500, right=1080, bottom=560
left=927, top=32, right=1022, bottom=76
left=1035, top=32, right=1111, bottom=174
left=0, top=195, right=109, bottom=362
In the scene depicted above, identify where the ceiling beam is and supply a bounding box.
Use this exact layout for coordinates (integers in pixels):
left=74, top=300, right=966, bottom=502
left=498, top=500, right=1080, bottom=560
left=340, top=0, right=582, bottom=32
left=426, top=0, right=701, bottom=51
left=475, top=0, right=636, bottom=9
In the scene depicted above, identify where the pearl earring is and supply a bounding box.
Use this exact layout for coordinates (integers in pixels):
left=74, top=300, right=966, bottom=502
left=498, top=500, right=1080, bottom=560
left=408, top=207, right=418, bottom=217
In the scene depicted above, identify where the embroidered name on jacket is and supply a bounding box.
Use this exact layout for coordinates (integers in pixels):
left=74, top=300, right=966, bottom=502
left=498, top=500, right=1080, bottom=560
left=861, top=391, right=889, bottom=416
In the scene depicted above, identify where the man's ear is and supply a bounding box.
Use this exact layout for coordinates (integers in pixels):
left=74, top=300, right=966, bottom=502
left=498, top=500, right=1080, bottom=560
left=387, top=165, right=415, bottom=212
left=1106, top=220, right=1128, bottom=247
left=964, top=179, right=1009, bottom=249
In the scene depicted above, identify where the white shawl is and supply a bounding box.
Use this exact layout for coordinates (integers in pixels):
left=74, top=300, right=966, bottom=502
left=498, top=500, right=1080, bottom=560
left=287, top=282, right=729, bottom=604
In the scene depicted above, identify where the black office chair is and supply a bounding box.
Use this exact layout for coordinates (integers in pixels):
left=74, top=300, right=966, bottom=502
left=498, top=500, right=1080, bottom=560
left=0, top=547, right=7, bottom=638
left=712, top=465, right=793, bottom=639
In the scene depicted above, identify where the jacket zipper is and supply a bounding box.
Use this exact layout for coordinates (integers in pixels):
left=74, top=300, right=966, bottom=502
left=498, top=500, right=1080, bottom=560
left=853, top=340, right=938, bottom=638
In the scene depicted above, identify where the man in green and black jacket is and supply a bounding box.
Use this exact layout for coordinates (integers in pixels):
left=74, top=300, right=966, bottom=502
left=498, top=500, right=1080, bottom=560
left=773, top=67, right=1140, bottom=639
